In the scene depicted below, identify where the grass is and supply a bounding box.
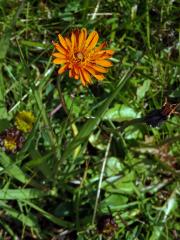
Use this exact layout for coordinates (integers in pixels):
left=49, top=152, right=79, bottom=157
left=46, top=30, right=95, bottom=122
left=0, top=0, right=180, bottom=239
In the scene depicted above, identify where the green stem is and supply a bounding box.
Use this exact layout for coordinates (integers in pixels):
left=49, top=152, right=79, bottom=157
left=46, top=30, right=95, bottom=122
left=146, top=0, right=151, bottom=49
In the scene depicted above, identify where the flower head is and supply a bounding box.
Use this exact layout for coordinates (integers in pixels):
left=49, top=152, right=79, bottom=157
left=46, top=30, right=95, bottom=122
left=15, top=111, right=35, bottom=133
left=52, top=28, right=114, bottom=86
left=0, top=128, right=25, bottom=153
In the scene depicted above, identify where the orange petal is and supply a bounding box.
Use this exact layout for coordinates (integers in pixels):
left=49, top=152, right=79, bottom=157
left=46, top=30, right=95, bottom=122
left=69, top=69, right=73, bottom=78
left=79, top=69, right=91, bottom=85
left=83, top=70, right=92, bottom=84
left=85, top=65, right=106, bottom=81
left=105, top=50, right=115, bottom=55
left=74, top=65, right=80, bottom=75
left=71, top=65, right=79, bottom=80
left=74, top=74, right=79, bottom=80
left=79, top=70, right=86, bottom=86
left=85, top=66, right=96, bottom=76
left=95, top=59, right=113, bottom=67
left=58, top=34, right=68, bottom=49
left=71, top=32, right=76, bottom=50
left=65, top=37, right=72, bottom=50
left=85, top=31, right=99, bottom=51
left=87, top=63, right=108, bottom=73
left=94, top=74, right=105, bottom=81
left=78, top=28, right=87, bottom=51
left=85, top=67, right=105, bottom=81
left=94, top=49, right=114, bottom=58
left=58, top=64, right=68, bottom=74
left=53, top=58, right=67, bottom=64
left=52, top=52, right=66, bottom=58
left=94, top=42, right=106, bottom=52
left=53, top=42, right=67, bottom=55
left=82, top=28, right=87, bottom=39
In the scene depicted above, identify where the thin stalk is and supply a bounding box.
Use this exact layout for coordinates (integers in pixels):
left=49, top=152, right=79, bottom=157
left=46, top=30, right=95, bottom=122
left=91, top=0, right=101, bottom=20
left=92, top=133, right=113, bottom=225
left=146, top=0, right=151, bottom=49
left=34, top=89, right=57, bottom=147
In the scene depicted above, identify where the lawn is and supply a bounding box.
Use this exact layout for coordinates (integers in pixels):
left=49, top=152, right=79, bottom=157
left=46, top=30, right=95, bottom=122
left=0, top=0, right=179, bottom=239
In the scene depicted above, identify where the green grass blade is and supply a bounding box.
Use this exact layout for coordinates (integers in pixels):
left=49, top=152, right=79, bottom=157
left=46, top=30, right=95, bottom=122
left=0, top=1, right=25, bottom=118
left=24, top=200, right=74, bottom=228
left=0, top=188, right=47, bottom=200
left=0, top=200, right=38, bottom=228
left=0, top=152, right=29, bottom=184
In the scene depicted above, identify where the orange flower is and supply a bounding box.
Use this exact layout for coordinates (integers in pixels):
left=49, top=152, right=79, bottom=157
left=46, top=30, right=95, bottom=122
left=52, top=28, right=114, bottom=86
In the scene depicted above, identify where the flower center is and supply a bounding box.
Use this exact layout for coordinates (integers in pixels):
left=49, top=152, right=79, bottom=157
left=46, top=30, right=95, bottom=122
left=15, top=111, right=35, bottom=133
left=3, top=137, right=17, bottom=151
left=75, top=52, right=84, bottom=61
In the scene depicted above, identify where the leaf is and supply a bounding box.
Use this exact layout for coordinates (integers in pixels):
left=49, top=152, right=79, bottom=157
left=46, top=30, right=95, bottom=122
left=0, top=151, right=29, bottom=184
left=64, top=94, right=81, bottom=117
left=124, top=125, right=143, bottom=139
left=169, top=86, right=180, bottom=98
left=26, top=150, right=53, bottom=179
left=6, top=210, right=37, bottom=228
left=100, top=194, right=129, bottom=213
left=136, top=79, right=151, bottom=102
left=0, top=218, right=16, bottom=239
left=0, top=200, right=38, bottom=228
left=149, top=226, right=163, bottom=240
left=24, top=200, right=74, bottom=228
left=103, top=104, right=139, bottom=122
left=0, top=30, right=11, bottom=60
left=89, top=131, right=107, bottom=150
left=106, top=157, right=124, bottom=176
left=0, top=119, right=10, bottom=132
left=0, top=188, right=47, bottom=200
left=102, top=171, right=136, bottom=194
left=21, top=40, right=49, bottom=49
